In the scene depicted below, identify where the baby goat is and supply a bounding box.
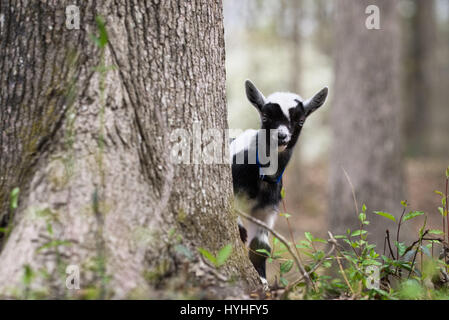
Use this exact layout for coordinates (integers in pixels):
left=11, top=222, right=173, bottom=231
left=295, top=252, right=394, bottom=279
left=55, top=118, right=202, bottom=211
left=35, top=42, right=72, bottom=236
left=230, top=80, right=328, bottom=288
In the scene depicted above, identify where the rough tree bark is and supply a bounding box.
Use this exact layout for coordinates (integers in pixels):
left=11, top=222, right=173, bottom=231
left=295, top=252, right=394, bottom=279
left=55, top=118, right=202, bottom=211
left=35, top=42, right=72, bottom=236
left=330, top=0, right=404, bottom=248
left=0, top=0, right=260, bottom=298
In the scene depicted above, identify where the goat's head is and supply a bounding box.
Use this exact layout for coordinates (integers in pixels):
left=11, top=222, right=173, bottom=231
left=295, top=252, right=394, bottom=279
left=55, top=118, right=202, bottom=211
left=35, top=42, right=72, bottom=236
left=245, top=79, right=328, bottom=151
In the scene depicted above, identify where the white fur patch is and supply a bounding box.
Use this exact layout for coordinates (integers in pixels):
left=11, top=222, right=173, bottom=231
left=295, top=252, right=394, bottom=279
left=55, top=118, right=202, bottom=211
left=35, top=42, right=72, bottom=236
left=266, top=92, right=303, bottom=121
left=230, top=129, right=258, bottom=159
left=246, top=206, right=278, bottom=246
left=260, top=277, right=269, bottom=291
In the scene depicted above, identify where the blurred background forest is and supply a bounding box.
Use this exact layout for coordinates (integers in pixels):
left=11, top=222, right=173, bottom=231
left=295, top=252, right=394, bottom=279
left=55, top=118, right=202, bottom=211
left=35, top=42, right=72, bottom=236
left=223, top=0, right=449, bottom=283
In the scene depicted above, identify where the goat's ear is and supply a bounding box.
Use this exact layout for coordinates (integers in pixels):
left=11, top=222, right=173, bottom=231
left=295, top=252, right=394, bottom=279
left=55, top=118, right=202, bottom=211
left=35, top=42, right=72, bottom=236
left=245, top=79, right=266, bottom=112
left=304, top=87, right=328, bottom=117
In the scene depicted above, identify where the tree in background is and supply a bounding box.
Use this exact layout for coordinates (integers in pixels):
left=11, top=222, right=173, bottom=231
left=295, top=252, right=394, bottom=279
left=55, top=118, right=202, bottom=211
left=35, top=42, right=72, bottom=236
left=402, top=0, right=437, bottom=157
left=0, top=0, right=259, bottom=298
left=330, top=0, right=404, bottom=248
left=428, top=0, right=449, bottom=158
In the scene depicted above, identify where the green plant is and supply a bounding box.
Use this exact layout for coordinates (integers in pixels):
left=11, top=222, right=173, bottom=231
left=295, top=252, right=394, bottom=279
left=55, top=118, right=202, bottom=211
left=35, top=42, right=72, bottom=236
left=260, top=166, right=449, bottom=300
left=198, top=244, right=233, bottom=268
left=0, top=187, right=20, bottom=240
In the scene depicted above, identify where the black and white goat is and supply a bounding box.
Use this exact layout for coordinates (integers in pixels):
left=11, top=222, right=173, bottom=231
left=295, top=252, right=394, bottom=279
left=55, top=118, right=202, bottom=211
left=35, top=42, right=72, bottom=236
left=231, top=80, right=328, bottom=288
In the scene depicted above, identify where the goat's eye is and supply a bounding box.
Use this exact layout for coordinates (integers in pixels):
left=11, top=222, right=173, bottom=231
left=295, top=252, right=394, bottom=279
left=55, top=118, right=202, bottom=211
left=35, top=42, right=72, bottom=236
left=261, top=115, right=268, bottom=122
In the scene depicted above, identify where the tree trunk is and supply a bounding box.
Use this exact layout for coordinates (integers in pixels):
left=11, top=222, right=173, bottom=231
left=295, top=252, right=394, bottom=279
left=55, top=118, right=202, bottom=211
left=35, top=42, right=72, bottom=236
left=290, top=0, right=302, bottom=93
left=330, top=0, right=404, bottom=248
left=0, top=0, right=260, bottom=299
left=428, top=1, right=449, bottom=158
left=403, top=0, right=436, bottom=156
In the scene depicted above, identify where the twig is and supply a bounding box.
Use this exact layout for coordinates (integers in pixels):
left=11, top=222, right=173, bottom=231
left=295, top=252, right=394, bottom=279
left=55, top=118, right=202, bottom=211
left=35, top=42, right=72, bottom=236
left=396, top=206, right=407, bottom=260
left=386, top=230, right=396, bottom=260
left=236, top=209, right=313, bottom=288
left=281, top=198, right=309, bottom=280
left=443, top=177, right=449, bottom=242
left=342, top=167, right=359, bottom=219
left=407, top=230, right=429, bottom=279
left=342, top=167, right=363, bottom=257
left=334, top=244, right=355, bottom=297
left=402, top=232, right=438, bottom=258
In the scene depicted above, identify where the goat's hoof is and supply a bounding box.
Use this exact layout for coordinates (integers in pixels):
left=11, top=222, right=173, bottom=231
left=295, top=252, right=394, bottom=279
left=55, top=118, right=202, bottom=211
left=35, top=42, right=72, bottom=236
left=260, top=277, right=269, bottom=291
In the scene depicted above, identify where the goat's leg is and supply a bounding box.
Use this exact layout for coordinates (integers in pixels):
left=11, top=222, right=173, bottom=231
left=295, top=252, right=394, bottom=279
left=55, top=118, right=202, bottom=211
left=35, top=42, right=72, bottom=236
left=249, top=229, right=271, bottom=289
left=237, top=217, right=248, bottom=243
left=247, top=207, right=277, bottom=290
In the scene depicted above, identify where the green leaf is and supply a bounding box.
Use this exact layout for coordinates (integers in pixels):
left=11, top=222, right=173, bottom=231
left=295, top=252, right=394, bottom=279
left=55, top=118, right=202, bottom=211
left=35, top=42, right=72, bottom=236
left=216, top=244, right=232, bottom=267
left=280, top=187, right=285, bottom=199
left=359, top=212, right=366, bottom=222
left=403, top=211, right=424, bottom=223
left=279, top=276, right=288, bottom=287
left=256, top=249, right=271, bottom=257
left=22, top=265, right=34, bottom=286
left=301, top=251, right=314, bottom=258
left=95, top=16, right=108, bottom=48
left=373, top=211, right=396, bottom=222
left=435, top=190, right=444, bottom=197
left=305, top=232, right=313, bottom=242
left=429, top=229, right=444, bottom=235
left=198, top=248, right=217, bottom=266
left=280, top=212, right=291, bottom=219
left=314, top=250, right=325, bottom=260
left=438, top=207, right=445, bottom=216
left=36, top=240, right=72, bottom=253
left=46, top=223, right=53, bottom=236
left=280, top=260, right=293, bottom=274
left=446, top=166, right=449, bottom=179
left=362, top=204, right=367, bottom=212
left=395, top=241, right=406, bottom=257
left=400, top=200, right=408, bottom=208
left=362, top=259, right=382, bottom=266
left=351, top=230, right=367, bottom=237
left=9, top=187, right=20, bottom=210
left=419, top=216, right=427, bottom=237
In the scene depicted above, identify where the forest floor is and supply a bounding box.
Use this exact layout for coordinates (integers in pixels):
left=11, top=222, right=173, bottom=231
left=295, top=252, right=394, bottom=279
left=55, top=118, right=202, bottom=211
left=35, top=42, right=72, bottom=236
left=265, top=157, right=449, bottom=289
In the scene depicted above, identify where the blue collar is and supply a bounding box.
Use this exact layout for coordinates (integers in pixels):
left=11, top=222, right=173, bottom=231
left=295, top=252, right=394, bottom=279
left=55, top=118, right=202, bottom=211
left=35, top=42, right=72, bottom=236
left=255, top=142, right=286, bottom=184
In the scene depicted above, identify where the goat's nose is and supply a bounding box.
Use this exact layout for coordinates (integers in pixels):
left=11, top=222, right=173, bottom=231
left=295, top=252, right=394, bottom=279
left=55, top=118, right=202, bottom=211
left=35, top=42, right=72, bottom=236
left=278, top=132, right=287, bottom=140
